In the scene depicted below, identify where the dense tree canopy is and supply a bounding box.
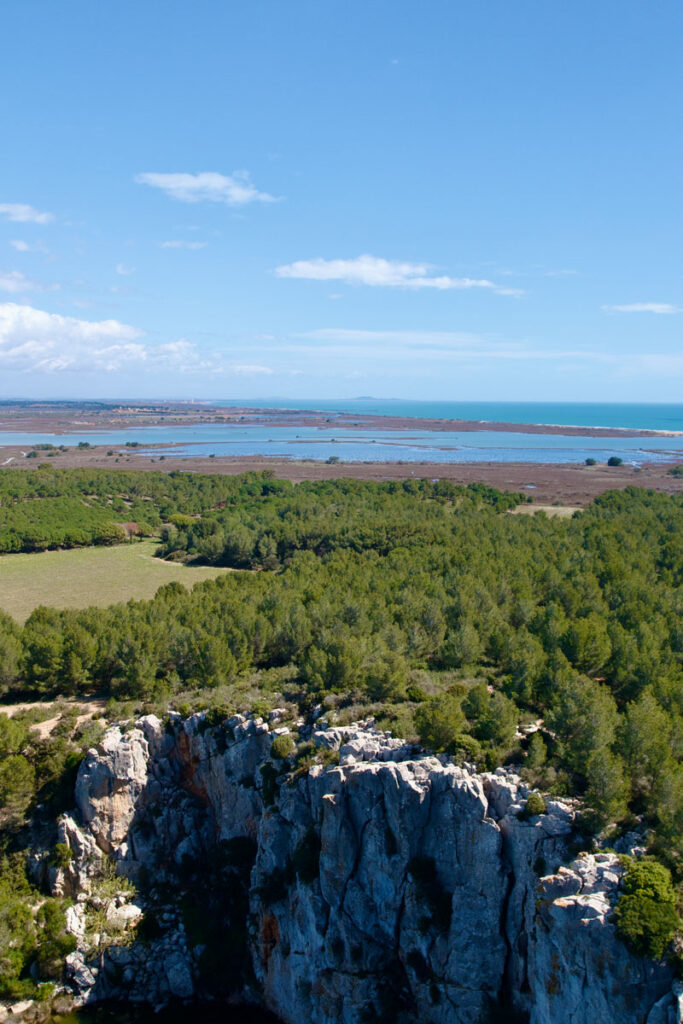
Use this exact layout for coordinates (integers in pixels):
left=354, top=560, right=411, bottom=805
left=0, top=471, right=681, bottom=877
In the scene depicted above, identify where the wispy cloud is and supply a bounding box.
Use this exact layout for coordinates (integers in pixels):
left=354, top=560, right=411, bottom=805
left=115, top=263, right=136, bottom=276
left=10, top=239, right=51, bottom=255
left=299, top=328, right=484, bottom=348
left=602, top=302, right=681, bottom=315
left=291, top=328, right=615, bottom=363
left=275, top=255, right=521, bottom=295
left=231, top=364, right=274, bottom=375
left=627, top=354, right=683, bottom=373
left=0, top=270, right=44, bottom=293
left=135, top=171, right=278, bottom=207
left=285, top=328, right=683, bottom=380
left=159, top=240, right=208, bottom=250
left=0, top=203, right=53, bottom=224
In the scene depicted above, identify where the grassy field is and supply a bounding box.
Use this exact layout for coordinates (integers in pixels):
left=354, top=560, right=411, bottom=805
left=510, top=504, right=582, bottom=517
left=0, top=540, right=232, bottom=622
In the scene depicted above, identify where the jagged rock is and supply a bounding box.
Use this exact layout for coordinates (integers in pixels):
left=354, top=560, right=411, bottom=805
left=163, top=951, right=194, bottom=998
left=50, top=815, right=103, bottom=896
left=673, top=982, right=683, bottom=1024
left=7, top=1002, right=33, bottom=1017
left=105, top=901, right=143, bottom=930
left=75, top=726, right=151, bottom=854
left=65, top=951, right=97, bottom=998
left=58, top=715, right=679, bottom=1023
left=50, top=992, right=74, bottom=1016
left=313, top=724, right=417, bottom=764
left=529, top=854, right=675, bottom=1024
left=65, top=903, right=86, bottom=940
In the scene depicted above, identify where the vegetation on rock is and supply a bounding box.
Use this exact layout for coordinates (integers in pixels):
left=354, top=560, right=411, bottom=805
left=614, top=858, right=680, bottom=960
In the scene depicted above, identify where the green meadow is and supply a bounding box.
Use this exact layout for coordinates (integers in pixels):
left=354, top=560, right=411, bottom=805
left=0, top=540, right=231, bottom=623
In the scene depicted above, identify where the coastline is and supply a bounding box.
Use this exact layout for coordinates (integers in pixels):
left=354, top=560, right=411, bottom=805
left=0, top=401, right=681, bottom=438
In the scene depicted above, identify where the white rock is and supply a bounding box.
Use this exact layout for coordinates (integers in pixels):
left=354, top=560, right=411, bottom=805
left=62, top=716, right=677, bottom=1024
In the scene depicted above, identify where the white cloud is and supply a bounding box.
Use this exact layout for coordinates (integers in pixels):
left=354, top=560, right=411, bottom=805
left=0, top=270, right=42, bottom=293
left=275, top=255, right=519, bottom=295
left=300, top=328, right=483, bottom=347
left=135, top=171, right=278, bottom=206
left=288, top=328, right=618, bottom=364
left=284, top=328, right=683, bottom=380
left=631, top=354, right=683, bottom=374
left=0, top=303, right=145, bottom=371
left=159, top=240, right=208, bottom=250
left=115, top=263, right=136, bottom=276
left=0, top=203, right=53, bottom=224
left=602, top=302, right=681, bottom=315
left=0, top=302, right=221, bottom=375
left=231, top=364, right=274, bottom=375
left=10, top=239, right=50, bottom=254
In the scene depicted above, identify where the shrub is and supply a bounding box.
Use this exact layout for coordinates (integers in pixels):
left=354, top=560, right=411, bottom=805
left=523, top=792, right=547, bottom=818
left=585, top=457, right=597, bottom=466
left=414, top=695, right=465, bottom=752
left=450, top=733, right=480, bottom=763
left=607, top=456, right=623, bottom=466
left=271, top=733, right=295, bottom=760
left=50, top=843, right=73, bottom=868
left=406, top=683, right=427, bottom=703
left=614, top=858, right=679, bottom=960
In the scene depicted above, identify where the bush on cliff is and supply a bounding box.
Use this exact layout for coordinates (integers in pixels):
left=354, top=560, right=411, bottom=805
left=614, top=858, right=679, bottom=960
left=414, top=695, right=465, bottom=753
left=0, top=853, right=74, bottom=997
left=270, top=733, right=295, bottom=760
left=522, top=792, right=547, bottom=818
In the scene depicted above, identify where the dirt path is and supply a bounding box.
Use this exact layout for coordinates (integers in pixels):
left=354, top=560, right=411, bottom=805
left=0, top=697, right=108, bottom=739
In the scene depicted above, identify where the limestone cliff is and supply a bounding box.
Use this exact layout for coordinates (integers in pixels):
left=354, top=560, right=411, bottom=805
left=51, top=714, right=681, bottom=1024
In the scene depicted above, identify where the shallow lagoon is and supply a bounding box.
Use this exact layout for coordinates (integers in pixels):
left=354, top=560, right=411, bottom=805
left=2, top=422, right=683, bottom=465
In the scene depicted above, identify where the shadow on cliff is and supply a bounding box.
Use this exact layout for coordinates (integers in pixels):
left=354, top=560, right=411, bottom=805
left=71, top=1000, right=284, bottom=1024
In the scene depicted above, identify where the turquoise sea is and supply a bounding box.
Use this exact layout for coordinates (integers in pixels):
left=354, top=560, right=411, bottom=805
left=1, top=402, right=682, bottom=466
left=211, top=400, right=683, bottom=433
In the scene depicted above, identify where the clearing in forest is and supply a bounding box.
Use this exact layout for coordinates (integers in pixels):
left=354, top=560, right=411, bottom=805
left=0, top=539, right=231, bottom=622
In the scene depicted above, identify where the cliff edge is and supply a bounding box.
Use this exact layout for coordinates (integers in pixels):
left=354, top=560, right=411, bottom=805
left=51, top=714, right=681, bottom=1024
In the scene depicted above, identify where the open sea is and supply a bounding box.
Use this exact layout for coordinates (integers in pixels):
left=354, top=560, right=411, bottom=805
left=212, top=399, right=683, bottom=433
left=1, top=402, right=682, bottom=466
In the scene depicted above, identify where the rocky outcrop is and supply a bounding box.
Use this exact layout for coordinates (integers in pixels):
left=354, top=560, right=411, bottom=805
left=530, top=854, right=678, bottom=1024
left=52, top=714, right=680, bottom=1023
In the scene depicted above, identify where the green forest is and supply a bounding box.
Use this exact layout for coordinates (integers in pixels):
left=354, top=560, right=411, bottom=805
left=0, top=467, right=681, bottom=989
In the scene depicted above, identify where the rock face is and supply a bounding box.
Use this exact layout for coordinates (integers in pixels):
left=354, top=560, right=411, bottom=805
left=53, top=714, right=680, bottom=1023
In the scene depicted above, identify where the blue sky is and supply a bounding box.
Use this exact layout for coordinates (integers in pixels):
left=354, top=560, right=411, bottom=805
left=1, top=0, right=681, bottom=402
